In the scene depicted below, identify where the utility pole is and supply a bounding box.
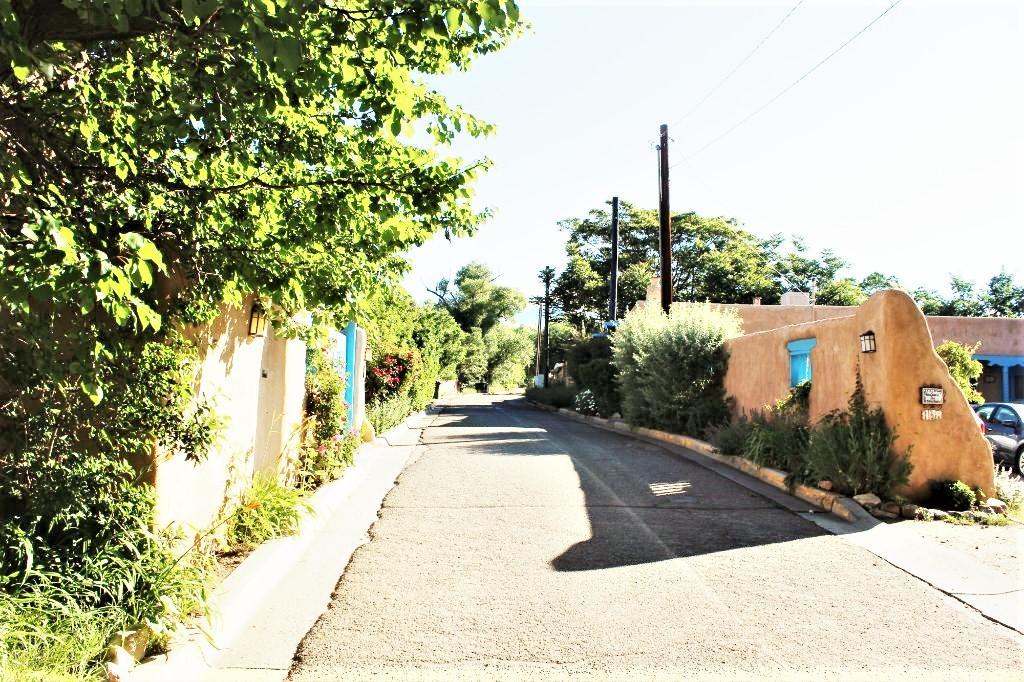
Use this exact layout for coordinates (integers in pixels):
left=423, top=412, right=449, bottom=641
left=657, top=124, right=672, bottom=314
left=607, top=196, right=619, bottom=324
left=529, top=295, right=543, bottom=379
left=538, top=267, right=555, bottom=388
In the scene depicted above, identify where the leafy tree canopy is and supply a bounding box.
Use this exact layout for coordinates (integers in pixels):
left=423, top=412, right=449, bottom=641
left=1, top=0, right=523, bottom=404
left=430, top=261, right=525, bottom=333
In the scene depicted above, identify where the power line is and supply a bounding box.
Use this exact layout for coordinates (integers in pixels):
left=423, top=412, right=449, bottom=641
left=674, top=0, right=905, bottom=166
left=671, top=0, right=804, bottom=125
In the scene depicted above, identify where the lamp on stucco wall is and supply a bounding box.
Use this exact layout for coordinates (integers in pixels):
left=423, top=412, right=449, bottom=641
left=860, top=330, right=876, bottom=353
left=248, top=303, right=268, bottom=337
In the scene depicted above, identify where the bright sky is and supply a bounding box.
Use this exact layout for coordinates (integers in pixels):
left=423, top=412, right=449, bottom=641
left=402, top=0, right=1023, bottom=322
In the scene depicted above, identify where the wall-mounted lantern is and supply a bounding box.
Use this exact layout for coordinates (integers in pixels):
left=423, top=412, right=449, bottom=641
left=248, top=303, right=268, bottom=337
left=859, top=330, right=876, bottom=353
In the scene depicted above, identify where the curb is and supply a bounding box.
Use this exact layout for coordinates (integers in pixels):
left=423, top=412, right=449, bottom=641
left=527, top=400, right=865, bottom=523
left=129, top=406, right=435, bottom=682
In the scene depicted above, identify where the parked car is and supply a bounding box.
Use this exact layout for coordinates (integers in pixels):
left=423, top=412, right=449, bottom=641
left=973, top=402, right=1024, bottom=474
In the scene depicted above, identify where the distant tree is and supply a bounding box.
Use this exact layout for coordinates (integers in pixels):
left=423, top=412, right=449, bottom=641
left=860, top=272, right=902, bottom=295
left=430, top=262, right=526, bottom=334
left=458, top=327, right=488, bottom=386
left=984, top=271, right=1024, bottom=317
left=912, top=287, right=946, bottom=315
left=816, top=278, right=868, bottom=306
left=775, top=239, right=846, bottom=295
left=553, top=244, right=604, bottom=335
left=484, top=325, right=535, bottom=390
left=942, top=277, right=986, bottom=317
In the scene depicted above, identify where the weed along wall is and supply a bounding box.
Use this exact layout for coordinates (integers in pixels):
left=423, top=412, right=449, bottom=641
left=724, top=290, right=994, bottom=500
left=152, top=297, right=308, bottom=536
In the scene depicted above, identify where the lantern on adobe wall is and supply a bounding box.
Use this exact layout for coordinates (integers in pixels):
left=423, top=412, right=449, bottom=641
left=248, top=303, right=268, bottom=337
left=859, top=330, right=876, bottom=353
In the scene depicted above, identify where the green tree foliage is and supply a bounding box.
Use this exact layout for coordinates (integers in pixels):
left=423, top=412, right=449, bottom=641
left=984, top=271, right=1024, bottom=317
left=431, top=262, right=526, bottom=334
left=936, top=340, right=985, bottom=404
left=815, top=278, right=867, bottom=306
left=458, top=326, right=488, bottom=385
left=567, top=336, right=620, bottom=417
left=484, top=324, right=534, bottom=390
left=860, top=272, right=901, bottom=295
left=552, top=244, right=603, bottom=335
left=612, top=303, right=742, bottom=436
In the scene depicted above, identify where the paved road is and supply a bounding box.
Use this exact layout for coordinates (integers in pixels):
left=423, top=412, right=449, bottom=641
left=290, top=395, right=1024, bottom=681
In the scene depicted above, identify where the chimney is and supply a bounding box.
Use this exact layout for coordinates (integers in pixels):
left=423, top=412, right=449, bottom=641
left=752, top=296, right=762, bottom=306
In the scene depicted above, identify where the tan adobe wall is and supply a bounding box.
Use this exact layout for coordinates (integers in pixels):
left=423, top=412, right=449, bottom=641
left=723, top=290, right=994, bottom=500
left=926, top=315, right=1024, bottom=356
left=153, top=298, right=307, bottom=536
left=712, top=302, right=1024, bottom=357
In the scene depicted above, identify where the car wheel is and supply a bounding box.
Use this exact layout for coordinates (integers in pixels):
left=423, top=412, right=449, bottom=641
left=1016, top=447, right=1024, bottom=477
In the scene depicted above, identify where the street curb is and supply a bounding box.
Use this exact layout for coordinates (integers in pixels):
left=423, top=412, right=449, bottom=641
left=527, top=400, right=866, bottom=524
left=129, top=406, right=435, bottom=682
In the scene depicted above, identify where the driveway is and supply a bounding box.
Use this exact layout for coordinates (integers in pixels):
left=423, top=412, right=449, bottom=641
left=289, top=394, right=1024, bottom=681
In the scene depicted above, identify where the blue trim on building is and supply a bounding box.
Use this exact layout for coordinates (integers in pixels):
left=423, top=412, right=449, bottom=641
left=787, top=337, right=817, bottom=387
left=974, top=355, right=1024, bottom=402
left=344, top=320, right=357, bottom=427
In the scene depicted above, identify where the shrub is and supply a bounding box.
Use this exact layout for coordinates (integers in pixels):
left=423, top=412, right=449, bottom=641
left=568, top=336, right=620, bottom=417
left=296, top=432, right=361, bottom=491
left=366, top=393, right=415, bottom=434
left=936, top=340, right=984, bottom=404
left=574, top=389, right=598, bottom=416
left=706, top=415, right=753, bottom=457
left=805, top=377, right=912, bottom=498
left=226, top=475, right=311, bottom=551
left=305, top=344, right=348, bottom=446
left=525, top=385, right=578, bottom=409
left=612, top=303, right=741, bottom=437
left=928, top=479, right=977, bottom=511
left=993, top=466, right=1024, bottom=518
left=745, top=397, right=811, bottom=486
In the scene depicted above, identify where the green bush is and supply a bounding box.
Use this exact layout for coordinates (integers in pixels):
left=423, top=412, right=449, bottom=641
left=573, top=388, right=598, bottom=416
left=936, top=340, right=984, bottom=404
left=928, top=479, right=977, bottom=511
left=226, top=475, right=311, bottom=551
left=525, top=385, right=578, bottom=409
left=805, top=377, right=912, bottom=498
left=613, top=303, right=741, bottom=437
left=296, top=432, right=361, bottom=491
left=706, top=415, right=753, bottom=457
left=568, top=336, right=620, bottom=417
left=367, top=393, right=416, bottom=434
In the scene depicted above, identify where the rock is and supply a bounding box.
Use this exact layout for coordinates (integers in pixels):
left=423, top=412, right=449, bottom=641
left=853, top=493, right=881, bottom=508
left=106, top=623, right=151, bottom=663
left=105, top=646, right=134, bottom=682
left=818, top=480, right=833, bottom=491
left=982, top=498, right=1008, bottom=515
left=880, top=501, right=901, bottom=516
left=967, top=510, right=991, bottom=523
left=914, top=507, right=934, bottom=521
left=949, top=510, right=966, bottom=519
left=869, top=507, right=899, bottom=520
left=901, top=504, right=921, bottom=520
left=930, top=509, right=950, bottom=521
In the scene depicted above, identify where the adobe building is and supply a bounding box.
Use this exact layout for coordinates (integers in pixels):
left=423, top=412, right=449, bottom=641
left=711, top=291, right=1024, bottom=404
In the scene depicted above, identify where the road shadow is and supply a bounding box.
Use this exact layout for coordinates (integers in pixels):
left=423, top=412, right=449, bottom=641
left=424, top=398, right=826, bottom=572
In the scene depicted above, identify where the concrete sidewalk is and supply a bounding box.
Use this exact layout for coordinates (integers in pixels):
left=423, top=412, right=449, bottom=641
left=130, top=410, right=436, bottom=682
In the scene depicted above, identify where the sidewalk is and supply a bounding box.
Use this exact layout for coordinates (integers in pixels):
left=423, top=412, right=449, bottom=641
left=130, top=409, right=437, bottom=682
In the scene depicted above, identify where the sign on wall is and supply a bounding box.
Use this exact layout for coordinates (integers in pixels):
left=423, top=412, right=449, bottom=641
left=920, top=386, right=945, bottom=405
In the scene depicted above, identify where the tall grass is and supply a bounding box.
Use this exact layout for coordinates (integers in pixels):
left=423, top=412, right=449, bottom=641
left=226, top=474, right=311, bottom=551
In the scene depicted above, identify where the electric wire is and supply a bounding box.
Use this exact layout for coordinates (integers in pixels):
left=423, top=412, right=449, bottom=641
left=672, top=0, right=904, bottom=167
left=671, top=0, right=805, bottom=126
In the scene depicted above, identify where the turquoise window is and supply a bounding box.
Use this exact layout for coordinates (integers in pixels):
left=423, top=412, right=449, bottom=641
left=787, top=338, right=817, bottom=387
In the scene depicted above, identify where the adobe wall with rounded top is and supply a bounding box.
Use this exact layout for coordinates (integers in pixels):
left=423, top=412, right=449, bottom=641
left=724, top=290, right=993, bottom=500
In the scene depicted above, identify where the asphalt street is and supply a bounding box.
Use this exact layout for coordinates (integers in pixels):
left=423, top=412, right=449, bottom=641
left=289, top=394, right=1024, bottom=681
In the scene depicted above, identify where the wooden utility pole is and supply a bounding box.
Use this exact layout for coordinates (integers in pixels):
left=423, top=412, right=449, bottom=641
left=607, top=196, right=619, bottom=323
left=530, top=295, right=543, bottom=379
left=538, top=267, right=556, bottom=388
left=657, top=124, right=672, bottom=314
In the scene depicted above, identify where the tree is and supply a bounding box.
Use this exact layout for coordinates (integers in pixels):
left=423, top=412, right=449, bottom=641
left=936, top=341, right=984, bottom=404
left=430, top=262, right=526, bottom=334
left=457, top=327, right=487, bottom=385
left=984, top=271, right=1024, bottom=317
left=775, top=239, right=846, bottom=295
left=484, top=325, right=534, bottom=390
left=815, top=278, right=867, bottom=306
left=552, top=243, right=603, bottom=335
left=860, top=272, right=902, bottom=295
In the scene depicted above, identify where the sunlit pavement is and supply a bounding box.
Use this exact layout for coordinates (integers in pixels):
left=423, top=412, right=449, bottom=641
left=289, top=394, right=1024, bottom=681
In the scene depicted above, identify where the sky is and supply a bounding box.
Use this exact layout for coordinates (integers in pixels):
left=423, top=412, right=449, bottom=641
left=401, top=0, right=1023, bottom=323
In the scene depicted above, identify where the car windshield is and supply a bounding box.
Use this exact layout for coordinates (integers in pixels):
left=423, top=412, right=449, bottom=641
left=976, top=405, right=995, bottom=421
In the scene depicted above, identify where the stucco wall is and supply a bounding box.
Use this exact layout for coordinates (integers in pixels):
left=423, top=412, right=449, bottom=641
left=153, top=299, right=307, bottom=536
left=712, top=302, right=1024, bottom=357
left=724, top=290, right=994, bottom=500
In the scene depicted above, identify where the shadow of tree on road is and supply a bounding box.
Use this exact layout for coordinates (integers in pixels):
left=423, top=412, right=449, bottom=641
left=424, top=398, right=826, bottom=572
